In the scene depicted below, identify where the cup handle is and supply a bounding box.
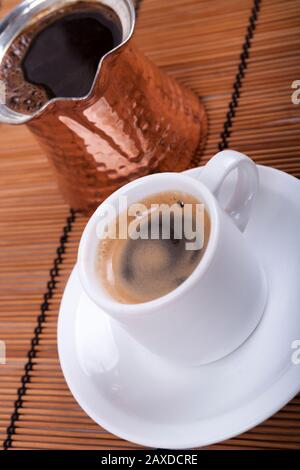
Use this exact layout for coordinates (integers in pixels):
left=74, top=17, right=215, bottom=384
left=199, top=150, right=258, bottom=231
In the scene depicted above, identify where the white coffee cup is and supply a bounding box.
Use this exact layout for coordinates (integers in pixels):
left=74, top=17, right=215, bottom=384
left=78, top=150, right=268, bottom=365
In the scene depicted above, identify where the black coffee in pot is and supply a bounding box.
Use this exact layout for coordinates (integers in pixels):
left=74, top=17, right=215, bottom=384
left=0, top=2, right=122, bottom=114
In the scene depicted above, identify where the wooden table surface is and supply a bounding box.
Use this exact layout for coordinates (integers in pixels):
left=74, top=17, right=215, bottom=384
left=1, top=0, right=300, bottom=450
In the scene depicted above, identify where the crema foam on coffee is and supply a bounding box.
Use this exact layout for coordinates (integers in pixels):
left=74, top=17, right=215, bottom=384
left=96, top=191, right=210, bottom=304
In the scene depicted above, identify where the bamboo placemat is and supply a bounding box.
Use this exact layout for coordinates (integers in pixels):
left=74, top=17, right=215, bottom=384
left=1, top=0, right=300, bottom=450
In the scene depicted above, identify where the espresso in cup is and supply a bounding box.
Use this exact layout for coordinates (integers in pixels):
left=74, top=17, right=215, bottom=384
left=0, top=1, right=122, bottom=114
left=96, top=191, right=210, bottom=304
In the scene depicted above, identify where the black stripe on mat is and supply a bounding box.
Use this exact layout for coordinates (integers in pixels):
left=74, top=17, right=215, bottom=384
left=2, top=0, right=261, bottom=450
left=218, top=0, right=261, bottom=151
left=3, top=209, right=77, bottom=450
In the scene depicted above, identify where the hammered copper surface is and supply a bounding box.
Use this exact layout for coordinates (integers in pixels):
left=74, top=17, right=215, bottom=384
left=28, top=38, right=207, bottom=214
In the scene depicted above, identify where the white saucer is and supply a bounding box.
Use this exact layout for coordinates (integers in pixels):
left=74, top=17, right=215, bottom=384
left=58, top=165, right=300, bottom=449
